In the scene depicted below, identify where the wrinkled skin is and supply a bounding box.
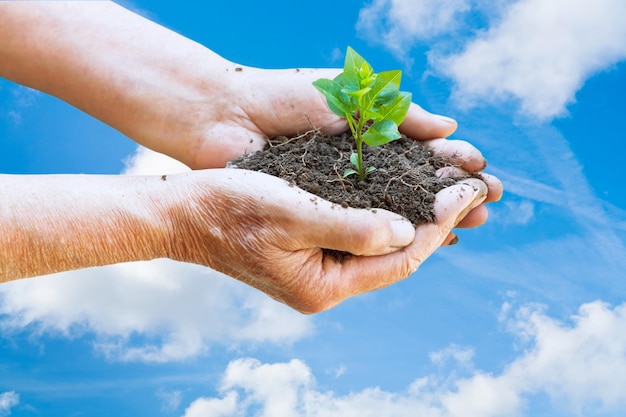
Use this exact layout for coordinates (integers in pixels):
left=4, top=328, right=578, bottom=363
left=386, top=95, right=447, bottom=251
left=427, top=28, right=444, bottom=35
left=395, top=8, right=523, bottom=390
left=0, top=1, right=503, bottom=313
left=160, top=170, right=497, bottom=313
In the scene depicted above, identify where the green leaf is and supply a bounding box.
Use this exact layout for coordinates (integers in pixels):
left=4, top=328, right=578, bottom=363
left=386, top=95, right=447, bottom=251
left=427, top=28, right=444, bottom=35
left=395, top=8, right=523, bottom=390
left=312, top=78, right=353, bottom=118
left=366, top=166, right=377, bottom=174
left=362, top=120, right=401, bottom=146
left=344, top=47, right=370, bottom=79
left=360, top=108, right=381, bottom=123
left=358, top=65, right=376, bottom=89
left=366, top=70, right=401, bottom=110
left=349, top=152, right=359, bottom=167
left=346, top=87, right=372, bottom=103
left=375, top=91, right=412, bottom=125
left=343, top=168, right=358, bottom=178
left=334, top=72, right=359, bottom=94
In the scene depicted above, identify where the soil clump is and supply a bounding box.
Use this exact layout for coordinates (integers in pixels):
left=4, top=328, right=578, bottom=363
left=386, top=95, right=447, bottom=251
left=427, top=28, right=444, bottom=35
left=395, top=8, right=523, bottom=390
left=228, top=130, right=458, bottom=226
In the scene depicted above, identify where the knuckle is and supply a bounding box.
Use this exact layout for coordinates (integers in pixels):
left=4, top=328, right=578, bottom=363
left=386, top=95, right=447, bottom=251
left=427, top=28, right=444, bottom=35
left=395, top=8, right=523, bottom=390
left=350, top=220, right=390, bottom=255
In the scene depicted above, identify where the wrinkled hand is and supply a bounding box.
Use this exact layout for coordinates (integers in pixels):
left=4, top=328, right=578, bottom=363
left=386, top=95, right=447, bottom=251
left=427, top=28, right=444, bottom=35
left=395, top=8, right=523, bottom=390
left=152, top=68, right=502, bottom=313
left=173, top=66, right=499, bottom=230
left=185, top=67, right=464, bottom=168
left=160, top=168, right=500, bottom=313
left=0, top=1, right=502, bottom=307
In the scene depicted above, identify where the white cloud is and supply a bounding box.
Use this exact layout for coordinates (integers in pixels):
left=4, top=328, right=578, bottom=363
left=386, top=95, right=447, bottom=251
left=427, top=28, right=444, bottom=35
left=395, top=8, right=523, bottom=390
left=0, top=84, right=40, bottom=126
left=357, top=0, right=471, bottom=60
left=438, top=0, right=626, bottom=119
left=122, top=145, right=191, bottom=175
left=429, top=344, right=475, bottom=368
left=329, top=364, right=347, bottom=379
left=0, top=147, right=312, bottom=362
left=358, top=0, right=626, bottom=119
left=182, top=301, right=626, bottom=417
left=0, top=392, right=19, bottom=417
left=0, top=260, right=312, bottom=363
left=157, top=389, right=183, bottom=413
left=503, top=301, right=626, bottom=409
left=490, top=198, right=535, bottom=226
left=184, top=392, right=239, bottom=417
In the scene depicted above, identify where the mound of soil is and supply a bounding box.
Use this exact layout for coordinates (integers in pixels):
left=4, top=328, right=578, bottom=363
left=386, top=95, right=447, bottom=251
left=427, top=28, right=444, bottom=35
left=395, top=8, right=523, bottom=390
left=227, top=130, right=458, bottom=225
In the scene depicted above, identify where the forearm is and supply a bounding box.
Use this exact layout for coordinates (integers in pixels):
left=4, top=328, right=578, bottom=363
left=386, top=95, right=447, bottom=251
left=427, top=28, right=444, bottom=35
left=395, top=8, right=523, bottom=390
left=0, top=1, right=237, bottom=166
left=0, top=174, right=171, bottom=281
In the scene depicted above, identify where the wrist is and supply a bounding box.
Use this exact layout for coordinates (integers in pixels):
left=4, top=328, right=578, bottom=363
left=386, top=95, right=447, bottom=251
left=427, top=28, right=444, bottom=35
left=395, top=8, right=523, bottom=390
left=151, top=171, right=221, bottom=266
left=152, top=169, right=258, bottom=273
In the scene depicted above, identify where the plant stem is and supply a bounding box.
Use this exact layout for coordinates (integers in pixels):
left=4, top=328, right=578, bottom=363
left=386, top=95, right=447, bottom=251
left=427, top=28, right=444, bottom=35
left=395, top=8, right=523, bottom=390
left=356, top=116, right=367, bottom=181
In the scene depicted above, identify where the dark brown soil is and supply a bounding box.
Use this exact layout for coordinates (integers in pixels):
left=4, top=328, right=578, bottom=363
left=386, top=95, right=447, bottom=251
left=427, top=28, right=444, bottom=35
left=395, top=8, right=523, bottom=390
left=227, top=130, right=458, bottom=225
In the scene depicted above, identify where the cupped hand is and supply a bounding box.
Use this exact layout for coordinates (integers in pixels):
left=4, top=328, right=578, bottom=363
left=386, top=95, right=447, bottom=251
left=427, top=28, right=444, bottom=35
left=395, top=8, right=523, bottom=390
left=161, top=168, right=492, bottom=313
left=185, top=66, right=464, bottom=170
left=191, top=66, right=501, bottom=230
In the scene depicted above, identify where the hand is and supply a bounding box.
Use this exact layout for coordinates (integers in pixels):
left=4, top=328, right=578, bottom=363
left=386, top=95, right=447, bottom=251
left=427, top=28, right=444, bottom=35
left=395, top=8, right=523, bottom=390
left=171, top=67, right=499, bottom=230
left=184, top=67, right=464, bottom=169
left=160, top=168, right=498, bottom=313
left=0, top=1, right=502, bottom=311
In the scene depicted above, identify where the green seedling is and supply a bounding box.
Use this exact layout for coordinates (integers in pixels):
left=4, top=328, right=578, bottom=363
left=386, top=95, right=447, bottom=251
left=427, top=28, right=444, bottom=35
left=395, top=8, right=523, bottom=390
left=313, top=46, right=412, bottom=181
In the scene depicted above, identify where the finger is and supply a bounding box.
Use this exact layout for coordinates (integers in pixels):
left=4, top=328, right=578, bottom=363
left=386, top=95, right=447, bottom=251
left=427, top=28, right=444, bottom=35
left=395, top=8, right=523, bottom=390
left=293, top=200, right=417, bottom=256
left=399, top=103, right=458, bottom=140
left=480, top=172, right=503, bottom=203
left=326, top=179, right=488, bottom=301
left=436, top=167, right=503, bottom=203
left=202, top=124, right=268, bottom=168
left=455, top=204, right=489, bottom=228
left=432, top=178, right=489, bottom=232
left=425, top=138, right=487, bottom=172
left=442, top=231, right=459, bottom=246
left=217, top=169, right=415, bottom=257
left=436, top=167, right=499, bottom=228
left=261, top=172, right=416, bottom=256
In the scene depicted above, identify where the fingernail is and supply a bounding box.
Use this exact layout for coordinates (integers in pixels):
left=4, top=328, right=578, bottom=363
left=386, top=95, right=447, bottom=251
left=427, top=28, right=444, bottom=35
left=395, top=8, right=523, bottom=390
left=390, top=219, right=415, bottom=248
left=462, top=180, right=488, bottom=207
left=453, top=181, right=488, bottom=225
left=435, top=114, right=457, bottom=125
left=449, top=235, right=459, bottom=246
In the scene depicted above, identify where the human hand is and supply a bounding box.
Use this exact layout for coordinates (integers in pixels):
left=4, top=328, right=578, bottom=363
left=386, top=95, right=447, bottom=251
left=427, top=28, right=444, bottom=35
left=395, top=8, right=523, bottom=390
left=159, top=168, right=498, bottom=313
left=169, top=64, right=501, bottom=227
left=185, top=67, right=466, bottom=169
left=180, top=67, right=500, bottom=230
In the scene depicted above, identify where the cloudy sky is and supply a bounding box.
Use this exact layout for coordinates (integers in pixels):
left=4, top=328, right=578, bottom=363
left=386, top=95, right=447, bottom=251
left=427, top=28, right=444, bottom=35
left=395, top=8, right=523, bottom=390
left=1, top=0, right=625, bottom=416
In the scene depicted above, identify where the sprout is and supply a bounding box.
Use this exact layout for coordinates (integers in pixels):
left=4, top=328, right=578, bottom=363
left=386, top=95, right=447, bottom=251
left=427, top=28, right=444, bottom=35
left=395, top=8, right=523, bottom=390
left=313, top=47, right=412, bottom=181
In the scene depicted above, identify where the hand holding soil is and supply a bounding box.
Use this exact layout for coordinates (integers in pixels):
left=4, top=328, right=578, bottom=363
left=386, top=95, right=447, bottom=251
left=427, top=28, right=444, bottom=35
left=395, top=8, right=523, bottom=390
left=229, top=48, right=501, bottom=258
left=219, top=48, right=502, bottom=311
left=0, top=2, right=502, bottom=313
left=161, top=169, right=492, bottom=314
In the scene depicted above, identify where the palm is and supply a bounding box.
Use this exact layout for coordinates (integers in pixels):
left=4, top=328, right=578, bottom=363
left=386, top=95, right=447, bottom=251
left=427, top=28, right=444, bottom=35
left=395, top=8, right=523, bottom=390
left=189, top=68, right=346, bottom=169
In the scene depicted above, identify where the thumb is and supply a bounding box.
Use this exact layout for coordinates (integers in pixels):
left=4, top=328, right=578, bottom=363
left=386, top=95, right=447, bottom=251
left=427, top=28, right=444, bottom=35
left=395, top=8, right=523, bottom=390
left=292, top=179, right=486, bottom=258
left=400, top=103, right=458, bottom=140
left=293, top=202, right=416, bottom=256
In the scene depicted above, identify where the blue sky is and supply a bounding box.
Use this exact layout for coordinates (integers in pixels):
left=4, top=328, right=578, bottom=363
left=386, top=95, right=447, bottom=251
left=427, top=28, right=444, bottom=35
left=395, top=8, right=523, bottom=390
left=1, top=0, right=626, bottom=416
